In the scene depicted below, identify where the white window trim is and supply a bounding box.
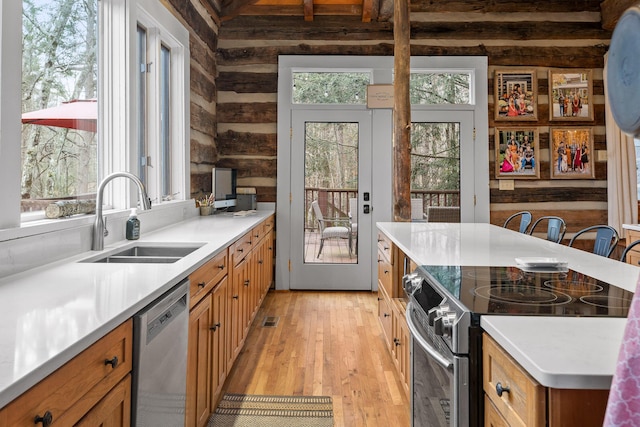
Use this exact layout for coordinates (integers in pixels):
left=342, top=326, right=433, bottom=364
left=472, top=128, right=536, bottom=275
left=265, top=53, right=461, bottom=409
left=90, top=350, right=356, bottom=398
left=0, top=0, right=189, bottom=241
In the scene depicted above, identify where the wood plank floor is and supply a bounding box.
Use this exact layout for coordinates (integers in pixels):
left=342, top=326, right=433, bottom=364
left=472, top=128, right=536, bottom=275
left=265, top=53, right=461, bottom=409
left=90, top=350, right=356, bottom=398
left=221, top=290, right=411, bottom=427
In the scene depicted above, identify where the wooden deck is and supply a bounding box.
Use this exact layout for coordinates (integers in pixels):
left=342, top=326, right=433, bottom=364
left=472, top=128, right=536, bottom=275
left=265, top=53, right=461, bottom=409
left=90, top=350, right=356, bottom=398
left=304, top=230, right=357, bottom=264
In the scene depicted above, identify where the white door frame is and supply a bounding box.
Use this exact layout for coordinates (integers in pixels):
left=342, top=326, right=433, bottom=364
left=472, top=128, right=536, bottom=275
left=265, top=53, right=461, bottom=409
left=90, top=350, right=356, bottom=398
left=275, top=55, right=488, bottom=291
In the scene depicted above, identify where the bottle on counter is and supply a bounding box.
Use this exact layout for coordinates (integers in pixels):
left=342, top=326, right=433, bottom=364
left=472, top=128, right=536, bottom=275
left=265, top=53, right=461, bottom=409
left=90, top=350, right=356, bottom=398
left=126, top=208, right=140, bottom=240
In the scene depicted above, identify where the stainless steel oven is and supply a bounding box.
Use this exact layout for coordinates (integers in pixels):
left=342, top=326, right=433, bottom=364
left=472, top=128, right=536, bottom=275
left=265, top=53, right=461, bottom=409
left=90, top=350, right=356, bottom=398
left=403, top=265, right=633, bottom=427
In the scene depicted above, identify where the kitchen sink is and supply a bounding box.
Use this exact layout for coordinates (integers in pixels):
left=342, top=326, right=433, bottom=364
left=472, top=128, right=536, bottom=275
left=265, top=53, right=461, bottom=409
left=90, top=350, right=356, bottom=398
left=80, top=243, right=205, bottom=264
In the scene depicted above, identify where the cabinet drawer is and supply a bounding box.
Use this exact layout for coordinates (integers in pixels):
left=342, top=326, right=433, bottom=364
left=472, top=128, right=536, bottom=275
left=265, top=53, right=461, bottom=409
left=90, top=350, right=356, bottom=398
left=230, top=231, right=253, bottom=266
left=4, top=319, right=132, bottom=426
left=377, top=232, right=394, bottom=265
left=484, top=395, right=509, bottom=427
left=263, top=215, right=275, bottom=234
left=377, top=252, right=393, bottom=297
left=483, top=333, right=545, bottom=427
left=377, top=286, right=393, bottom=345
left=190, top=250, right=228, bottom=308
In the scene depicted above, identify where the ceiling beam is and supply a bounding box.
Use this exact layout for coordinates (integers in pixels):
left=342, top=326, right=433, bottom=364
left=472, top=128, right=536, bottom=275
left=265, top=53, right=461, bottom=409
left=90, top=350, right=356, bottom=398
left=220, top=0, right=262, bottom=21
left=601, top=0, right=638, bottom=29
left=304, top=0, right=314, bottom=21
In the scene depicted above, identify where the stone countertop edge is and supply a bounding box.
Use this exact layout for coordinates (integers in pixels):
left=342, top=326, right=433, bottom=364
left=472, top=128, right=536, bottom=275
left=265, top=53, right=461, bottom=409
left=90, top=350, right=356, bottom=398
left=0, top=210, right=273, bottom=409
left=481, top=316, right=625, bottom=390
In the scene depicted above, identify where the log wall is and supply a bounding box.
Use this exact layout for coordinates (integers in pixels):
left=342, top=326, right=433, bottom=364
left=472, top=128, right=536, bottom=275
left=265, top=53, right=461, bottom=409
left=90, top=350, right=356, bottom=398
left=167, top=0, right=615, bottom=235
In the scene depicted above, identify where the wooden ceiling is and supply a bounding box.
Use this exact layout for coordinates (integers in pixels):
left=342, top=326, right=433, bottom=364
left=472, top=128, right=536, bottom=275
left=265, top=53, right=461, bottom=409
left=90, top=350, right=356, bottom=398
left=218, top=0, right=392, bottom=23
left=215, top=0, right=638, bottom=29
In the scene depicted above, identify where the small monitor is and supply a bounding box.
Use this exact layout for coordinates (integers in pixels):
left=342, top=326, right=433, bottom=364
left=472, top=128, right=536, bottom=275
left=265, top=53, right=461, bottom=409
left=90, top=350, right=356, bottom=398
left=212, top=168, right=237, bottom=209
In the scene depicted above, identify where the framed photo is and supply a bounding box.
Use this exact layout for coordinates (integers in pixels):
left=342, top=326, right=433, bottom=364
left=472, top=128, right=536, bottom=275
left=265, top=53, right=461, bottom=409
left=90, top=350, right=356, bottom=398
left=495, top=127, right=540, bottom=179
left=494, top=69, right=537, bottom=121
left=548, top=69, right=594, bottom=121
left=550, top=127, right=595, bottom=179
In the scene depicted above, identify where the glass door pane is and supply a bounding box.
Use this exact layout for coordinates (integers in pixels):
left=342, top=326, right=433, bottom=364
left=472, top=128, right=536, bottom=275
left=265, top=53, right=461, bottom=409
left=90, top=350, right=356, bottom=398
left=304, top=122, right=358, bottom=264
left=410, top=111, right=474, bottom=222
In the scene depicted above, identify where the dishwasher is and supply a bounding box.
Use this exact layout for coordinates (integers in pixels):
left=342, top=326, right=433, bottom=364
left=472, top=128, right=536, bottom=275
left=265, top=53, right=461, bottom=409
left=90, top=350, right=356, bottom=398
left=132, top=278, right=189, bottom=426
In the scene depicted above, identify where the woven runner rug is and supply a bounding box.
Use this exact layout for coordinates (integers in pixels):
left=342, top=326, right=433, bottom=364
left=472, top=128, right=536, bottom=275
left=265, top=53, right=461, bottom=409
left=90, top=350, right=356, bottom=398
left=207, top=393, right=334, bottom=427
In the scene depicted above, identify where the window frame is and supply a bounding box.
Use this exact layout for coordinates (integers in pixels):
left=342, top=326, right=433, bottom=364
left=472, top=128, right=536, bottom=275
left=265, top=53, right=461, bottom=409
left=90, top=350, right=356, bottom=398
left=0, top=0, right=189, bottom=236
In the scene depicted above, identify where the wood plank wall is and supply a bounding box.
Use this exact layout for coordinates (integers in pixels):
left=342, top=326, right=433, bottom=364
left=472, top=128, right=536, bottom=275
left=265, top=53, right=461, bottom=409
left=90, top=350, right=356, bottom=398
left=169, top=0, right=614, bottom=235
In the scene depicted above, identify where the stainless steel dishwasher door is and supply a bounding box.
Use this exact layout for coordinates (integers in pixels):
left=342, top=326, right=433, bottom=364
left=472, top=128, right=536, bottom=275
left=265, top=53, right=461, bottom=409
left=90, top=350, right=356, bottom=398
left=132, top=279, right=189, bottom=426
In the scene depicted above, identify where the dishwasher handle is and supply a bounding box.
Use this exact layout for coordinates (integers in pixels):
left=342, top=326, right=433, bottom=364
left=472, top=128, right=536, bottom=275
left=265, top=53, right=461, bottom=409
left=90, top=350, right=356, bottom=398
left=143, top=279, right=189, bottom=344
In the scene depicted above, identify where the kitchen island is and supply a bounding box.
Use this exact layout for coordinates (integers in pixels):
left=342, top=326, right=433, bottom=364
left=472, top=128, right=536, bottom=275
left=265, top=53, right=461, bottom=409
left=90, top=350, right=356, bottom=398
left=376, top=221, right=640, bottom=389
left=378, top=222, right=640, bottom=426
left=0, top=209, right=274, bottom=411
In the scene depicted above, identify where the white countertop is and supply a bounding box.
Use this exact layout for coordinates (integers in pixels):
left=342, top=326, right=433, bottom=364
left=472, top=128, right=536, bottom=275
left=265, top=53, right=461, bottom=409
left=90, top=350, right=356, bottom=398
left=377, top=222, right=640, bottom=389
left=481, top=316, right=626, bottom=389
left=0, top=210, right=273, bottom=408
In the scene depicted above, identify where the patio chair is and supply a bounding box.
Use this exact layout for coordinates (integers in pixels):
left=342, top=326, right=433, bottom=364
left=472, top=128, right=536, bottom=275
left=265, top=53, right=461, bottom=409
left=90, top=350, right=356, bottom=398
left=568, top=225, right=619, bottom=257
left=349, top=197, right=358, bottom=254
left=426, top=206, right=460, bottom=223
left=527, top=216, right=567, bottom=244
left=411, top=199, right=425, bottom=221
left=503, top=211, right=533, bottom=234
left=311, top=200, right=352, bottom=258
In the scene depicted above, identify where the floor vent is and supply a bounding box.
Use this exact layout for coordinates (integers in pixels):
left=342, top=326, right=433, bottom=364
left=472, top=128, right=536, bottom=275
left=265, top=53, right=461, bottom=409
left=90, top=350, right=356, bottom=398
left=262, top=316, right=279, bottom=327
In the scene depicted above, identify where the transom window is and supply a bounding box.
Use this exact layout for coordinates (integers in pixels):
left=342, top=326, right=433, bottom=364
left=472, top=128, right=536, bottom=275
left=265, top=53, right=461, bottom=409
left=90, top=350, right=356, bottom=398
left=410, top=72, right=472, bottom=105
left=292, top=72, right=370, bottom=104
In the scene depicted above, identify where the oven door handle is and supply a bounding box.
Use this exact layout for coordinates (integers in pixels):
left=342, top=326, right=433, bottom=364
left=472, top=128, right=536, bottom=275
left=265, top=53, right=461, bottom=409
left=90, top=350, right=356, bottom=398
left=405, top=302, right=454, bottom=371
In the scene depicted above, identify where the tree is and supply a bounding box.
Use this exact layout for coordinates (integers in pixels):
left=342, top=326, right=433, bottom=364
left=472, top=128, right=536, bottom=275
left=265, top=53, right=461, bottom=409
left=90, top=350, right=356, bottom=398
left=21, top=0, right=97, bottom=203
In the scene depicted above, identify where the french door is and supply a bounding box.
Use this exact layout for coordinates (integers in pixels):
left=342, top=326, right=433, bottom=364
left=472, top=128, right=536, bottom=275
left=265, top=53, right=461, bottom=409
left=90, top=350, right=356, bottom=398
left=289, top=109, right=373, bottom=290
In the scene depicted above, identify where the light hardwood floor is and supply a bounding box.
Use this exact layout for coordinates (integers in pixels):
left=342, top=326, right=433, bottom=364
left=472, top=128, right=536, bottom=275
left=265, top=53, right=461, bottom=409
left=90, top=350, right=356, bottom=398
left=221, top=290, right=411, bottom=427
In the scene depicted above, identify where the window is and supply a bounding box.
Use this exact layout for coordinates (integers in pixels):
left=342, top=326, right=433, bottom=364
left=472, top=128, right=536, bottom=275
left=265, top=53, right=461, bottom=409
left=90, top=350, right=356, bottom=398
left=410, top=71, right=472, bottom=105
left=21, top=0, right=98, bottom=214
left=2, top=0, right=189, bottom=229
left=292, top=72, right=370, bottom=104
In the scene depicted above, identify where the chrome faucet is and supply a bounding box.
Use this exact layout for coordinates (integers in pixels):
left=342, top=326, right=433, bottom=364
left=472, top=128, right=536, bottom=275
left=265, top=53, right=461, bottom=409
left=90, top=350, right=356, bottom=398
left=92, top=172, right=152, bottom=251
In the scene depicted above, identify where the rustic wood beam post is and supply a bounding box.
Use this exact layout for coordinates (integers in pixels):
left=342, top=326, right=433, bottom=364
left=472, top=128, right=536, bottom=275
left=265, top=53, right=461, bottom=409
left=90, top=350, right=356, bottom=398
left=393, top=0, right=411, bottom=221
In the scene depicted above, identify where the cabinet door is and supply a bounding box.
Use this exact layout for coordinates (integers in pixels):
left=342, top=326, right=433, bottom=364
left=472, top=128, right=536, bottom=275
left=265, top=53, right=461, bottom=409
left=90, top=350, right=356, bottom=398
left=377, top=286, right=393, bottom=347
left=398, top=311, right=411, bottom=394
left=75, top=375, right=131, bottom=427
left=484, top=395, right=509, bottom=427
left=186, top=294, right=212, bottom=427
left=210, top=278, right=228, bottom=408
left=229, top=261, right=245, bottom=365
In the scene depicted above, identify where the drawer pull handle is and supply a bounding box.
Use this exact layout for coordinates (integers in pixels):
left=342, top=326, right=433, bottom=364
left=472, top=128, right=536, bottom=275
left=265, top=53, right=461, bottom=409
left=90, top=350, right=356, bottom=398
left=104, top=356, right=119, bottom=368
left=238, top=248, right=244, bottom=253
left=34, top=411, right=53, bottom=426
left=218, top=264, right=224, bottom=269
left=384, top=270, right=389, bottom=274
left=198, top=281, right=206, bottom=288
left=496, top=382, right=510, bottom=397
left=233, top=295, right=239, bottom=299
left=394, top=338, right=400, bottom=346
left=210, top=322, right=221, bottom=331
left=244, top=279, right=250, bottom=286
left=258, top=260, right=263, bottom=264
left=384, top=313, right=391, bottom=318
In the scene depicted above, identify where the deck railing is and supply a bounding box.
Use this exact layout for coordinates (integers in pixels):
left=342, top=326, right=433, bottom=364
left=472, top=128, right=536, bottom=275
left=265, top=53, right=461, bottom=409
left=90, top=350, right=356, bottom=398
left=305, top=188, right=460, bottom=229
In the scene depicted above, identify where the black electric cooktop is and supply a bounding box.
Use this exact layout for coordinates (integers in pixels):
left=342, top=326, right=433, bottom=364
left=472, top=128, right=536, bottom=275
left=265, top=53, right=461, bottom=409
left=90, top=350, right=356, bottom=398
left=416, top=265, right=633, bottom=318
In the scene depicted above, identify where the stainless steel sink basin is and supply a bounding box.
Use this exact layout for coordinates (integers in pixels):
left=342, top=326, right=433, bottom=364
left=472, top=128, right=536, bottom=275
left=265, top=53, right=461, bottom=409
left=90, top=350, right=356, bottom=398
left=81, top=243, right=205, bottom=264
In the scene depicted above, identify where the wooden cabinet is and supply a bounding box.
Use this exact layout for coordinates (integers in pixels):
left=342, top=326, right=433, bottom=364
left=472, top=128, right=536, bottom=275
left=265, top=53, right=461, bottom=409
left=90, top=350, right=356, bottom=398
left=626, top=229, right=640, bottom=266
left=187, top=214, right=275, bottom=427
left=483, top=333, right=545, bottom=427
left=377, top=230, right=411, bottom=398
left=483, top=333, right=609, bottom=427
left=75, top=374, right=131, bottom=427
left=0, top=320, right=132, bottom=427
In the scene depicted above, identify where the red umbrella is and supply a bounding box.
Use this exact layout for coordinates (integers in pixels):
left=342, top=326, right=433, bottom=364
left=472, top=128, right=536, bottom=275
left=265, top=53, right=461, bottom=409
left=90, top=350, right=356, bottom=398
left=21, top=99, right=97, bottom=132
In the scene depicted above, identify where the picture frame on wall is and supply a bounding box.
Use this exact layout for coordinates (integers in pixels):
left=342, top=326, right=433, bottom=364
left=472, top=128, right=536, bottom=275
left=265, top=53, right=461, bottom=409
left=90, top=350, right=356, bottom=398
left=495, top=127, right=540, bottom=179
left=548, top=69, right=594, bottom=121
left=550, top=127, right=595, bottom=179
left=494, top=69, right=537, bottom=121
